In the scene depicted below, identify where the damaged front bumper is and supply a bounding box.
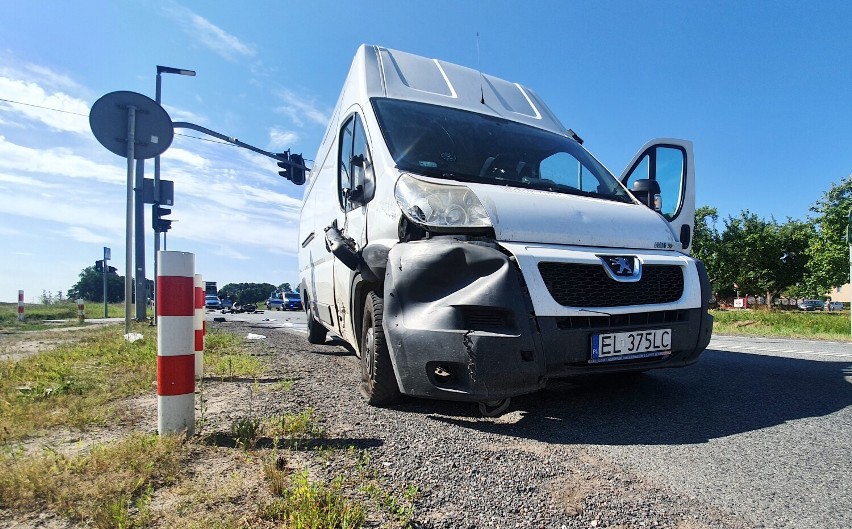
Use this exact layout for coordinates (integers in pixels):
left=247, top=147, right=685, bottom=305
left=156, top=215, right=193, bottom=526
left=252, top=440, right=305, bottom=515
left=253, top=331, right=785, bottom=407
left=382, top=238, right=713, bottom=402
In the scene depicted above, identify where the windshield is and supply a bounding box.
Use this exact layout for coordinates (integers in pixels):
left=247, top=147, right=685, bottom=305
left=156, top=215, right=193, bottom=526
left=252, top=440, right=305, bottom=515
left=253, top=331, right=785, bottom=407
left=285, top=293, right=300, bottom=301
left=372, top=98, right=630, bottom=202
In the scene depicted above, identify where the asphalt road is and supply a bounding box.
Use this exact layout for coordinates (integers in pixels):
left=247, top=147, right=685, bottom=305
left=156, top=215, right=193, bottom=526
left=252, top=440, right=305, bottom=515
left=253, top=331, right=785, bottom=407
left=210, top=310, right=852, bottom=528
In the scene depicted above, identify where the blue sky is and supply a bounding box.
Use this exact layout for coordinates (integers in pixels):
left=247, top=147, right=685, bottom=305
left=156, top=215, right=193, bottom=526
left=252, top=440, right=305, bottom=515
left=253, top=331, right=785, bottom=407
left=1, top=1, right=850, bottom=303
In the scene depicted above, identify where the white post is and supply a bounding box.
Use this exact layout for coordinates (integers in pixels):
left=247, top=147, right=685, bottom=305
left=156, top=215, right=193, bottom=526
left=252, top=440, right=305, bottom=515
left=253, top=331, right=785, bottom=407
left=194, top=274, right=204, bottom=379
left=157, top=251, right=196, bottom=436
left=76, top=299, right=85, bottom=323
left=17, top=290, right=24, bottom=322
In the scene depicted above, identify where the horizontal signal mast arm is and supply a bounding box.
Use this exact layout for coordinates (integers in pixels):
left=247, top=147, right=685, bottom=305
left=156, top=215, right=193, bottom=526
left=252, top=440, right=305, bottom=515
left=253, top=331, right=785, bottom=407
left=172, top=121, right=288, bottom=162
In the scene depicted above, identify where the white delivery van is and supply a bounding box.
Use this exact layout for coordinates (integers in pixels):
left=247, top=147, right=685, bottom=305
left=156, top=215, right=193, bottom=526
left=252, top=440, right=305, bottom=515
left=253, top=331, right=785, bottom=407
left=298, top=45, right=712, bottom=413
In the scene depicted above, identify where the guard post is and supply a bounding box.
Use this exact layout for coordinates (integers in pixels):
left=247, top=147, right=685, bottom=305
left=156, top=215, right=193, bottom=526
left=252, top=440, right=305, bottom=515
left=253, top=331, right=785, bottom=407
left=194, top=273, right=205, bottom=379
left=157, top=251, right=196, bottom=436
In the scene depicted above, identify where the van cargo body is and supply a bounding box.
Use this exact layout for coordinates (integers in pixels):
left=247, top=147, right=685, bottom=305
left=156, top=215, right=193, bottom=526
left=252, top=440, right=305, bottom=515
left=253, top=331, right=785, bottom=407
left=298, top=45, right=712, bottom=407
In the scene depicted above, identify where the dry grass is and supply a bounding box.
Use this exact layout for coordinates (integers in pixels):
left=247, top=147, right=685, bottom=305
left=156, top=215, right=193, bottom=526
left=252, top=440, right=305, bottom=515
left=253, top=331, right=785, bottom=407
left=0, top=324, right=412, bottom=529
left=0, top=324, right=157, bottom=442
left=0, top=433, right=184, bottom=528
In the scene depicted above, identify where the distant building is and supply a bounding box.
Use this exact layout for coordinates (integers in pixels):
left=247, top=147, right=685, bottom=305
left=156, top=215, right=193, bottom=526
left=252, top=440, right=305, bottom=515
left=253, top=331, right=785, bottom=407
left=827, top=282, right=851, bottom=304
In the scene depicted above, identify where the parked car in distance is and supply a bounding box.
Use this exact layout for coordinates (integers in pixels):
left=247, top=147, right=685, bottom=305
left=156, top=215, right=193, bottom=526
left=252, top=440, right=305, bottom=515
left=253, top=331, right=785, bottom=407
left=266, top=293, right=284, bottom=311
left=283, top=292, right=303, bottom=311
left=266, top=291, right=303, bottom=311
left=205, top=295, right=222, bottom=309
left=827, top=301, right=845, bottom=311
left=798, top=300, right=824, bottom=311
left=220, top=298, right=234, bottom=310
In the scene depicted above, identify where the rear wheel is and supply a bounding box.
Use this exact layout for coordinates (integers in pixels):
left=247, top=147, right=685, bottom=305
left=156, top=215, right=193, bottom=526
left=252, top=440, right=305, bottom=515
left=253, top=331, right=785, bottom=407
left=306, top=303, right=328, bottom=344
left=359, top=291, right=401, bottom=406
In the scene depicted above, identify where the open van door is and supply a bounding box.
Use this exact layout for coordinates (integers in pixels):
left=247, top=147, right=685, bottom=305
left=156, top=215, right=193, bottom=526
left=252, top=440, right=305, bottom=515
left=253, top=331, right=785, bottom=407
left=620, top=139, right=695, bottom=253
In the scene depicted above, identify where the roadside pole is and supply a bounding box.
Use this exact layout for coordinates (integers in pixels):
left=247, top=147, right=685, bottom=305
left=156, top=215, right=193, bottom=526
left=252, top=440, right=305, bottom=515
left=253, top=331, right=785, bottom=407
left=103, top=246, right=110, bottom=317
left=848, top=208, right=851, bottom=336
left=134, top=159, right=147, bottom=322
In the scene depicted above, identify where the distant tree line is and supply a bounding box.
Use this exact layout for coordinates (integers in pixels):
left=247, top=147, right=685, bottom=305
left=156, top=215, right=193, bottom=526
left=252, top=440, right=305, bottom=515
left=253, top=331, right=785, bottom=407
left=218, top=283, right=277, bottom=304
left=694, top=175, right=851, bottom=307
left=65, top=175, right=849, bottom=311
left=67, top=266, right=150, bottom=303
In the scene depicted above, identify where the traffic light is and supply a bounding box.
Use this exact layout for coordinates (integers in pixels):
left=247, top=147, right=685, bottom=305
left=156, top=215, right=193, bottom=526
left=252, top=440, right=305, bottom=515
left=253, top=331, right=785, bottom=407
left=276, top=151, right=307, bottom=185
left=95, top=260, right=104, bottom=272
left=289, top=153, right=306, bottom=185
left=153, top=205, right=172, bottom=233
left=276, top=151, right=291, bottom=179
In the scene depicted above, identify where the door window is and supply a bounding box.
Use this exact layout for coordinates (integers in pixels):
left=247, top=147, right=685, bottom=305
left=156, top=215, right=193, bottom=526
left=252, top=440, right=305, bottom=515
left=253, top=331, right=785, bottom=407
left=623, top=145, right=685, bottom=220
left=338, top=113, right=374, bottom=212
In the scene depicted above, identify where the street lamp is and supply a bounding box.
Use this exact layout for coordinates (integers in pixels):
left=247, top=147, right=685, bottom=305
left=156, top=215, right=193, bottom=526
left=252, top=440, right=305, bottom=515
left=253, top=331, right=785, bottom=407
left=152, top=65, right=195, bottom=319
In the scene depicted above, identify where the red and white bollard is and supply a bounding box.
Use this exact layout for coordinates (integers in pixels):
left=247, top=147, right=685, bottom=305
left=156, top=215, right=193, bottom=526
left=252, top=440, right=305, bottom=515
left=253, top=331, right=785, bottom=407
left=18, top=290, right=24, bottom=322
left=194, top=274, right=204, bottom=379
left=156, top=251, right=196, bottom=436
left=76, top=299, right=85, bottom=323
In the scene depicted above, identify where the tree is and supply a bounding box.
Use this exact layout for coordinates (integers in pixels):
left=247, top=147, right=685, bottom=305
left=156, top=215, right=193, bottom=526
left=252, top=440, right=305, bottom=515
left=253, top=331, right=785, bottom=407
left=68, top=266, right=124, bottom=302
left=218, top=282, right=277, bottom=304
left=716, top=212, right=813, bottom=308
left=802, top=175, right=852, bottom=297
left=277, top=283, right=293, bottom=293
left=692, top=206, right=723, bottom=293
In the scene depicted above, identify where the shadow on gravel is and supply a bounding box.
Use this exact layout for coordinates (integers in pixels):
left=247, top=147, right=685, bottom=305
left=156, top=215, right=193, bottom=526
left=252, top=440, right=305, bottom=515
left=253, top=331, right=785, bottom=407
left=420, top=349, right=852, bottom=446
left=202, top=432, right=384, bottom=450
left=309, top=338, right=357, bottom=356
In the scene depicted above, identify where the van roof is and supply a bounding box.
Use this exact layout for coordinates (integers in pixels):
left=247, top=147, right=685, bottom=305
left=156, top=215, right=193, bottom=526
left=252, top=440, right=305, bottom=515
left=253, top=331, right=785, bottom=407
left=349, top=45, right=568, bottom=136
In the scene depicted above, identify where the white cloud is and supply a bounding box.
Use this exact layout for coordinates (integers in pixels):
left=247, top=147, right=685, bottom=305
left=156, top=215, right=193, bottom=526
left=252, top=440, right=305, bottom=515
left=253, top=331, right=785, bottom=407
left=65, top=226, right=112, bottom=244
left=0, top=224, right=24, bottom=236
left=0, top=136, right=124, bottom=184
left=268, top=128, right=299, bottom=150
left=274, top=89, right=331, bottom=127
left=163, top=104, right=210, bottom=127
left=162, top=5, right=256, bottom=62
left=213, top=245, right=251, bottom=260
left=162, top=147, right=210, bottom=169
left=0, top=76, right=90, bottom=134
left=0, top=53, right=86, bottom=94
left=0, top=172, right=59, bottom=188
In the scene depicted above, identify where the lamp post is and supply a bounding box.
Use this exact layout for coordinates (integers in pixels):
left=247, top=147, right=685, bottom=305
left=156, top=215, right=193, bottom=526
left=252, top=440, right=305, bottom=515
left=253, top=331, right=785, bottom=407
left=153, top=66, right=195, bottom=320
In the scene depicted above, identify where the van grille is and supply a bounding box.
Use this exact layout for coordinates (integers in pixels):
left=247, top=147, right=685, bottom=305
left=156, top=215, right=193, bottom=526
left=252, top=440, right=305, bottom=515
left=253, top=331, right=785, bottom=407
left=538, top=263, right=684, bottom=307
left=555, top=309, right=688, bottom=330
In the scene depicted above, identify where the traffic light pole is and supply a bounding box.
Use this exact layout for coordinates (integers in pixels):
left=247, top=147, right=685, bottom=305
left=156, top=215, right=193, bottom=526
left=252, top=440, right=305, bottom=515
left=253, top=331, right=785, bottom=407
left=134, top=159, right=147, bottom=322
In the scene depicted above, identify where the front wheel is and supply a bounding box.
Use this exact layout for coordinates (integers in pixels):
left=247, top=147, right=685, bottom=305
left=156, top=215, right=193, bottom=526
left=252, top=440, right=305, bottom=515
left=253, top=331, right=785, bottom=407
left=306, top=304, right=328, bottom=344
left=359, top=291, right=401, bottom=406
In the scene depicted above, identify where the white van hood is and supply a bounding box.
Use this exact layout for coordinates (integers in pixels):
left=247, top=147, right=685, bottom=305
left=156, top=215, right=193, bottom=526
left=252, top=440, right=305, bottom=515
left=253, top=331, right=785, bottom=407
left=468, top=183, right=677, bottom=250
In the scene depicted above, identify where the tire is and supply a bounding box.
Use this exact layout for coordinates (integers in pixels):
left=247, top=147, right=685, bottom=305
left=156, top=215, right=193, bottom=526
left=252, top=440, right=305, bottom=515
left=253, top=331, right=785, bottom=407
left=359, top=291, right=401, bottom=406
left=306, top=303, right=328, bottom=344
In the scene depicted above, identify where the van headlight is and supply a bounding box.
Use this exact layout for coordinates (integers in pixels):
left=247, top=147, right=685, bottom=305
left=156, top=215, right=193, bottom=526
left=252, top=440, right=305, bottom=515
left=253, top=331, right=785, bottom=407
left=394, top=173, right=492, bottom=229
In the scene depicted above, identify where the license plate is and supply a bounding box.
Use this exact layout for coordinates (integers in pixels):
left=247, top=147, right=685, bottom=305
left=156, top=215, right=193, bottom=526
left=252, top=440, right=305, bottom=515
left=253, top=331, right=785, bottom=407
left=590, top=328, right=672, bottom=363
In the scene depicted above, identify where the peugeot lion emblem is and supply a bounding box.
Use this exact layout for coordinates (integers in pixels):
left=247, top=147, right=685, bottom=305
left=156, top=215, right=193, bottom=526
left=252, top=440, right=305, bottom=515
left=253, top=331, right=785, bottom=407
left=600, top=255, right=641, bottom=282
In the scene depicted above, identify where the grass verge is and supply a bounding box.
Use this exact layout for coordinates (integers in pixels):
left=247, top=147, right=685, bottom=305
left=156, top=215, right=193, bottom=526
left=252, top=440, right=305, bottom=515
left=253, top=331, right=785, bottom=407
left=711, top=309, right=851, bottom=340
left=0, top=433, right=184, bottom=529
left=0, top=323, right=157, bottom=442
left=204, top=328, right=265, bottom=380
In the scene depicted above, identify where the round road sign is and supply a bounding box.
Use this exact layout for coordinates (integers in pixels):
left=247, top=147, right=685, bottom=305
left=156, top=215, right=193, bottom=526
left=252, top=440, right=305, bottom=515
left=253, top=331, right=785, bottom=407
left=89, top=91, right=174, bottom=160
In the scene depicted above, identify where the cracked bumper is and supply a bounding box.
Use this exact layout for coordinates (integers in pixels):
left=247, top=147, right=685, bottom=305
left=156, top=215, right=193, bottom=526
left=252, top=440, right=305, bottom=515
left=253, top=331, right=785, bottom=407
left=383, top=239, right=712, bottom=401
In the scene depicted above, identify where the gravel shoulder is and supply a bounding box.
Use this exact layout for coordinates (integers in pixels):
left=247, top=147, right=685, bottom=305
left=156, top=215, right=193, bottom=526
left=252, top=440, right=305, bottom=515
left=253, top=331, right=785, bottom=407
left=212, top=319, right=754, bottom=529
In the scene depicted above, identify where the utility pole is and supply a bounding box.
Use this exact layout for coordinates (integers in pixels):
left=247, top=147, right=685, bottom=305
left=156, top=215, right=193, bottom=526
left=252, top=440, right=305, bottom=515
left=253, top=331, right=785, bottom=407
left=848, top=208, right=851, bottom=336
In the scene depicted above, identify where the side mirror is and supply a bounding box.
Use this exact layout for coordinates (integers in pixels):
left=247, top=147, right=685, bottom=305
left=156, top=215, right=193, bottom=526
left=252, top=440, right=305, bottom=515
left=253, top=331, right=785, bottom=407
left=342, top=185, right=365, bottom=206
left=631, top=179, right=662, bottom=212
